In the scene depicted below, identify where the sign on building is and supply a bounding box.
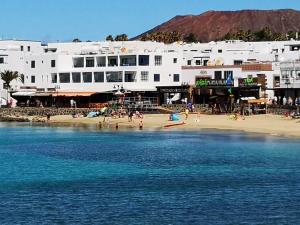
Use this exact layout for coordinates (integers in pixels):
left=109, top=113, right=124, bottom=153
left=195, top=78, right=234, bottom=88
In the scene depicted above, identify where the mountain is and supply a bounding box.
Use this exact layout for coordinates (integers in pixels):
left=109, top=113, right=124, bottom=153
left=136, top=9, right=300, bottom=42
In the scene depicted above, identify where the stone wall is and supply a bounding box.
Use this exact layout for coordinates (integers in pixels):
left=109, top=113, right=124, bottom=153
left=0, top=107, right=100, bottom=117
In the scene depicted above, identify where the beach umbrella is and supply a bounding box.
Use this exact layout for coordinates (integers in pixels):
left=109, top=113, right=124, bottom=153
left=114, top=90, right=124, bottom=96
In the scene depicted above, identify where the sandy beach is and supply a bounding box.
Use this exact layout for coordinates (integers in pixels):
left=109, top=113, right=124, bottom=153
left=46, top=113, right=300, bottom=138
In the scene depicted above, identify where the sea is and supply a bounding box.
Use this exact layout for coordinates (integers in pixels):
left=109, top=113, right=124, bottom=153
left=0, top=122, right=300, bottom=225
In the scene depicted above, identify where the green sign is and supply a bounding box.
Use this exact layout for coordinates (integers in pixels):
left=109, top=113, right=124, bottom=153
left=196, top=79, right=209, bottom=87
left=195, top=79, right=233, bottom=88
left=238, top=78, right=258, bottom=87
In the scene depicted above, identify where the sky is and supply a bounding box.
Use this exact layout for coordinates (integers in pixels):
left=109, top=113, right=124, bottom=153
left=0, top=0, right=299, bottom=43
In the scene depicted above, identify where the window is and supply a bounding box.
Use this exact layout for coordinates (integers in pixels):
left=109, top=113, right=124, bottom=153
left=141, top=71, right=149, bottom=82
left=173, top=74, right=180, bottom=82
left=296, top=71, right=300, bottom=80
left=281, top=70, right=289, bottom=79
left=196, top=60, right=201, bottom=65
left=31, top=76, right=35, bottom=83
left=154, top=74, right=160, bottom=82
left=59, top=73, right=70, bottom=83
left=106, top=71, right=123, bottom=82
left=82, top=72, right=93, bottom=83
left=187, top=60, right=192, bottom=65
left=27, top=46, right=31, bottom=52
left=224, top=71, right=233, bottom=80
left=203, top=60, right=208, bottom=66
left=154, top=55, right=162, bottom=66
left=86, top=57, right=95, bottom=67
left=0, top=58, right=4, bottom=64
left=173, top=58, right=178, bottom=63
left=20, top=46, right=24, bottom=51
left=120, top=55, right=136, bottom=66
left=51, top=60, right=56, bottom=68
left=139, top=55, right=149, bottom=66
left=125, top=72, right=136, bottom=82
left=234, top=60, right=243, bottom=65
left=96, top=56, right=106, bottom=67
left=108, top=56, right=118, bottom=66
left=72, top=72, right=81, bottom=83
left=247, top=74, right=253, bottom=78
left=31, top=61, right=35, bottom=68
left=73, top=57, right=84, bottom=68
left=218, top=49, right=222, bottom=53
left=51, top=73, right=57, bottom=83
left=94, top=72, right=104, bottom=83
left=214, top=71, right=222, bottom=79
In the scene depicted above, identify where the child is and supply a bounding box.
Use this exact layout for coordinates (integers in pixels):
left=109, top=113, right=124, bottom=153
left=185, top=108, right=189, bottom=120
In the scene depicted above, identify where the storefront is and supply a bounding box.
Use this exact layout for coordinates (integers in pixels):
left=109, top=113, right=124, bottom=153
left=238, top=77, right=262, bottom=99
left=194, top=77, right=235, bottom=113
left=157, top=85, right=191, bottom=104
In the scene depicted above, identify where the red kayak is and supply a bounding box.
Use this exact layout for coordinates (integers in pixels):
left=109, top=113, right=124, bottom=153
left=164, top=122, right=185, bottom=128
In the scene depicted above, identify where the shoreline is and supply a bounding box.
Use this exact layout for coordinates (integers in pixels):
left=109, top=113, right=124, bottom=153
left=18, top=113, right=300, bottom=139
left=1, top=113, right=300, bottom=139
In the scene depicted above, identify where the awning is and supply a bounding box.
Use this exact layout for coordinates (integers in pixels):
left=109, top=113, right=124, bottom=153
left=52, top=92, right=96, bottom=97
left=12, top=92, right=35, bottom=96
left=33, top=93, right=52, bottom=97
left=248, top=99, right=268, bottom=104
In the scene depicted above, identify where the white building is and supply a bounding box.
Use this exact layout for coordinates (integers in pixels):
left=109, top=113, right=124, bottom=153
left=1, top=39, right=300, bottom=105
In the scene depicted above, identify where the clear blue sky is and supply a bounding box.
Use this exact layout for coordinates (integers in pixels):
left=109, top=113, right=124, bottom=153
left=0, top=0, right=299, bottom=42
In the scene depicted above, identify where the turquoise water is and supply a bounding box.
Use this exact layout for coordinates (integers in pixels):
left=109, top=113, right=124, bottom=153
left=0, top=123, right=300, bottom=224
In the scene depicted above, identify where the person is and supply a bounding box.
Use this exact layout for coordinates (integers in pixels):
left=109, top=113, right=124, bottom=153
left=288, top=97, right=293, bottom=106
left=278, top=96, right=282, bottom=105
left=187, top=102, right=193, bottom=112
left=46, top=113, right=51, bottom=122
left=273, top=96, right=278, bottom=105
left=283, top=96, right=287, bottom=105
left=169, top=113, right=173, bottom=121
left=139, top=120, right=143, bottom=130
left=296, top=97, right=300, bottom=106
left=70, top=99, right=74, bottom=108
left=185, top=108, right=189, bottom=120
left=128, top=111, right=133, bottom=122
left=195, top=112, right=201, bottom=123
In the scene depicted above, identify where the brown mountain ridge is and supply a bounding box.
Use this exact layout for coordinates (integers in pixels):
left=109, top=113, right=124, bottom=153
left=136, top=9, right=300, bottom=42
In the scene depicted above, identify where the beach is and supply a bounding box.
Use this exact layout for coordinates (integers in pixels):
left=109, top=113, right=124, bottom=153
left=47, top=113, right=300, bottom=138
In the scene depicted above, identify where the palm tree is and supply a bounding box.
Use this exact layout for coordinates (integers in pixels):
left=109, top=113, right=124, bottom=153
left=72, top=38, right=81, bottom=42
left=106, top=35, right=114, bottom=41
left=19, top=73, right=25, bottom=84
left=1, top=70, right=19, bottom=89
left=184, top=33, right=199, bottom=43
left=114, top=34, right=128, bottom=41
left=0, top=70, right=20, bottom=106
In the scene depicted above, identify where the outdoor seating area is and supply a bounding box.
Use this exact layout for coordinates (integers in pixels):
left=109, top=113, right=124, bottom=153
left=114, top=97, right=159, bottom=112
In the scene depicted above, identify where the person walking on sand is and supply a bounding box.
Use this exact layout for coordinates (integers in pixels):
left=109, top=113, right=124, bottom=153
left=128, top=111, right=133, bottom=122
left=185, top=108, right=189, bottom=120
left=196, top=112, right=201, bottom=123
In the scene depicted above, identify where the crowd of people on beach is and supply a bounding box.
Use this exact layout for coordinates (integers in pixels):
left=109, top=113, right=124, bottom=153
left=269, top=96, right=300, bottom=106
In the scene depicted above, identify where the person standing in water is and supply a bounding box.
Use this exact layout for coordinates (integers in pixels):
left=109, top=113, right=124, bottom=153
left=185, top=108, right=189, bottom=120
